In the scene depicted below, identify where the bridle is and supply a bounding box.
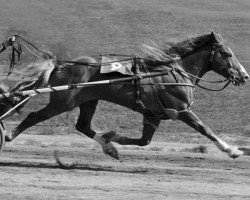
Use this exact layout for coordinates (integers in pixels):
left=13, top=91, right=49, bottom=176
left=191, top=45, right=231, bottom=91
left=208, top=45, right=242, bottom=87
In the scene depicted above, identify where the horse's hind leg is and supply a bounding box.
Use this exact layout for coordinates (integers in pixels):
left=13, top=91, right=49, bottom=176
left=5, top=103, right=68, bottom=142
left=75, top=100, right=99, bottom=138
left=178, top=110, right=244, bottom=159
left=76, top=100, right=119, bottom=159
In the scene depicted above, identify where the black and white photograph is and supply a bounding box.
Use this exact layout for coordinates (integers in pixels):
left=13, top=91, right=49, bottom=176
left=0, top=0, right=249, bottom=199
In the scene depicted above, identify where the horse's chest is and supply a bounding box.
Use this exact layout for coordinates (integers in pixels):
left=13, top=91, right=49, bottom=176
left=139, top=79, right=194, bottom=118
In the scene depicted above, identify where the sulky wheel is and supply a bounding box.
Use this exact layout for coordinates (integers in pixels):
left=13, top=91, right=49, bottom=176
left=0, top=121, right=5, bottom=152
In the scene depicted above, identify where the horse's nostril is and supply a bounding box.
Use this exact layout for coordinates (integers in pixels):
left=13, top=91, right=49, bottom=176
left=245, top=75, right=250, bottom=80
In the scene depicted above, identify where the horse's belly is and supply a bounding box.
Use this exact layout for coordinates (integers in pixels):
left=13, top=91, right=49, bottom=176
left=96, top=84, right=137, bottom=110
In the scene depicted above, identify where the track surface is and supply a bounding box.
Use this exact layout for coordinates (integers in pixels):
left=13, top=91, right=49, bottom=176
left=0, top=135, right=249, bottom=200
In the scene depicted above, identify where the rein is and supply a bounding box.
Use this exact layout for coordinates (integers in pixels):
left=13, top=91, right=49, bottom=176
left=15, top=35, right=139, bottom=67
left=10, top=35, right=230, bottom=91
left=196, top=80, right=231, bottom=91
left=181, top=70, right=231, bottom=91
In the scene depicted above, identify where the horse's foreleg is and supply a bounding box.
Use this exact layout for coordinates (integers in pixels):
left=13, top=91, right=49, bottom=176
left=102, top=116, right=160, bottom=146
left=178, top=110, right=243, bottom=159
left=76, top=100, right=119, bottom=159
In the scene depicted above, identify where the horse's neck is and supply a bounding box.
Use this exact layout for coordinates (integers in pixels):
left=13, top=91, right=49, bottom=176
left=181, top=50, right=210, bottom=84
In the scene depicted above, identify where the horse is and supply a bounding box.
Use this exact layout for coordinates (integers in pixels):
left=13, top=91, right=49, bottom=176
left=4, top=31, right=249, bottom=160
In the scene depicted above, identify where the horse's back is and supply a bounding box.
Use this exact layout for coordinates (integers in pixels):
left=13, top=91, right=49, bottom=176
left=50, top=56, right=99, bottom=86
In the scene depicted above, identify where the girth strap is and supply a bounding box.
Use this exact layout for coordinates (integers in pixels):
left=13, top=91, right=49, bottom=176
left=132, top=58, right=146, bottom=112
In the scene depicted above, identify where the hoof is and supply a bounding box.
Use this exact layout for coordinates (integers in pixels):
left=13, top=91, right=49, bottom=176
left=5, top=131, right=13, bottom=142
left=227, top=146, right=244, bottom=159
left=102, top=142, right=119, bottom=160
left=102, top=131, right=116, bottom=141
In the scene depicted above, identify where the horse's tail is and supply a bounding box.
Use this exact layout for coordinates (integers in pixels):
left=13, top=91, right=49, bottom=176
left=31, top=59, right=56, bottom=88
left=14, top=59, right=56, bottom=88
left=10, top=59, right=56, bottom=93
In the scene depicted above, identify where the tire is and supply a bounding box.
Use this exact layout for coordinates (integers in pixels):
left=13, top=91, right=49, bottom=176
left=0, top=122, right=5, bottom=152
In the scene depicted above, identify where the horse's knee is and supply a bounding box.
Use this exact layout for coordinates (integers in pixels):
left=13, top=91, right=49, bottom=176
left=196, top=121, right=210, bottom=134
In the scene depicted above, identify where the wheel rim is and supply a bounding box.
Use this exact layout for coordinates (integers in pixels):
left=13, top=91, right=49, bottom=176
left=0, top=122, right=5, bottom=152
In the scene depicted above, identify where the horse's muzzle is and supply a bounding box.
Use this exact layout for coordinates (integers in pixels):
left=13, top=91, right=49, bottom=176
left=229, top=69, right=249, bottom=86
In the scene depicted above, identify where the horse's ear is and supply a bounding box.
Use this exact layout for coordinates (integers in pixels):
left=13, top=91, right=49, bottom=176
left=210, top=31, right=222, bottom=44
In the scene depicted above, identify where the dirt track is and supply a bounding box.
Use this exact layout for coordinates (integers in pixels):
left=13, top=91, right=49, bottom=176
left=0, top=134, right=249, bottom=200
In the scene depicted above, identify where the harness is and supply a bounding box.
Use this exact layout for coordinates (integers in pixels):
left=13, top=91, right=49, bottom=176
left=130, top=45, right=231, bottom=120
left=132, top=57, right=146, bottom=111
left=2, top=35, right=232, bottom=121
left=131, top=58, right=193, bottom=121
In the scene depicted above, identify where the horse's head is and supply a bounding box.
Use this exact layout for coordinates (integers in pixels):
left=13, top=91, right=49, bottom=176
left=209, top=31, right=249, bottom=86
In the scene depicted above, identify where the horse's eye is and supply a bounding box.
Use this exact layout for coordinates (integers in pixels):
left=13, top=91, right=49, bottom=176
left=226, top=52, right=232, bottom=57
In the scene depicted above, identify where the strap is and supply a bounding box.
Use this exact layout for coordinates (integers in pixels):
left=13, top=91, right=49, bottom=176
left=141, top=64, right=192, bottom=120
left=8, top=39, right=22, bottom=75
left=196, top=79, right=231, bottom=91
left=133, top=58, right=146, bottom=111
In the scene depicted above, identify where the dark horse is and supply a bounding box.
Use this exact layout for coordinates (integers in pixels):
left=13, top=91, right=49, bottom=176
left=4, top=31, right=249, bottom=159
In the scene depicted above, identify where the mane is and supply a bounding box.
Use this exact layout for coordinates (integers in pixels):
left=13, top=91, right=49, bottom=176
left=140, top=32, right=224, bottom=62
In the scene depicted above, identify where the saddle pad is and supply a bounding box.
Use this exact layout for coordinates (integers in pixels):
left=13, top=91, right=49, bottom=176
left=101, top=56, right=134, bottom=75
